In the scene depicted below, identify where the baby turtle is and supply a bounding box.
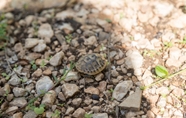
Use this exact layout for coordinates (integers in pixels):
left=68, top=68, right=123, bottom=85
left=76, top=53, right=107, bottom=75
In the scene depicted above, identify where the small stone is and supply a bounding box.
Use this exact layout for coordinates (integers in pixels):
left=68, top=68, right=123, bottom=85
left=9, top=97, right=27, bottom=107
left=92, top=113, right=108, bottom=118
left=23, top=110, right=37, bottom=118
left=84, top=86, right=99, bottom=95
left=49, top=51, right=64, bottom=66
left=156, top=96, right=166, bottom=107
left=95, top=73, right=104, bottom=81
left=25, top=15, right=34, bottom=26
left=97, top=81, right=107, bottom=92
left=91, top=106, right=100, bottom=113
left=98, top=31, right=110, bottom=41
left=38, top=23, right=54, bottom=39
left=166, top=58, right=182, bottom=67
left=116, top=58, right=125, bottom=65
left=32, top=68, right=42, bottom=77
left=62, top=83, right=79, bottom=98
left=42, top=90, right=56, bottom=106
left=169, top=47, right=181, bottom=60
left=72, top=108, right=85, bottom=118
left=84, top=36, right=97, bottom=46
left=119, top=87, right=142, bottom=111
left=13, top=87, right=27, bottom=97
left=153, top=2, right=173, bottom=17
left=65, top=107, right=74, bottom=115
left=156, top=87, right=169, bottom=95
left=5, top=106, right=18, bottom=114
left=43, top=68, right=52, bottom=75
left=36, top=76, right=54, bottom=95
left=65, top=71, right=79, bottom=82
left=125, top=111, right=137, bottom=118
left=13, top=112, right=23, bottom=118
left=7, top=94, right=14, bottom=101
left=14, top=43, right=23, bottom=52
left=111, top=70, right=119, bottom=77
left=25, top=38, right=39, bottom=49
left=72, top=98, right=82, bottom=107
left=112, top=80, right=133, bottom=101
left=91, top=94, right=100, bottom=100
left=58, top=92, right=66, bottom=101
left=8, top=74, right=21, bottom=86
left=119, top=18, right=133, bottom=32
left=35, top=59, right=49, bottom=65
left=33, top=40, right=47, bottom=52
left=55, top=9, right=75, bottom=20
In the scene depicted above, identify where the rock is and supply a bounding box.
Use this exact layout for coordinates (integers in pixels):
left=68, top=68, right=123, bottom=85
left=72, top=98, right=82, bottom=107
left=112, top=80, right=133, bottom=101
left=84, top=36, right=97, bottom=46
left=91, top=94, right=100, bottom=100
left=125, top=112, right=137, bottom=118
left=36, top=76, right=54, bottom=95
left=38, top=23, right=54, bottom=38
left=95, top=73, right=104, bottom=81
left=33, top=40, right=47, bottom=52
left=25, top=53, right=41, bottom=61
left=156, top=87, right=170, bottom=95
left=41, top=90, right=56, bottom=106
left=7, top=94, right=14, bottom=101
left=23, top=110, right=37, bottom=118
left=25, top=15, right=35, bottom=26
left=169, top=47, right=181, bottom=60
left=166, top=58, right=181, bottom=67
left=156, top=96, right=166, bottom=107
left=169, top=15, right=186, bottom=28
left=8, top=74, right=21, bottom=86
left=13, top=112, right=23, bottom=118
left=25, top=38, right=39, bottom=49
left=83, top=30, right=94, bottom=37
left=65, top=71, right=79, bottom=82
left=58, top=92, right=66, bottom=101
left=142, top=69, right=153, bottom=86
left=91, top=106, right=100, bottom=113
left=32, top=68, right=43, bottom=77
left=5, top=12, right=14, bottom=19
left=111, top=69, right=119, bottom=77
left=65, top=107, right=74, bottom=115
left=153, top=2, right=173, bottom=17
left=59, top=23, right=74, bottom=33
left=62, top=83, right=79, bottom=98
left=92, top=113, right=108, bottom=118
left=98, top=31, right=110, bottom=41
left=35, top=59, right=49, bottom=65
left=43, top=68, right=52, bottom=75
left=14, top=43, right=23, bottom=52
left=55, top=9, right=75, bottom=20
left=84, top=86, right=99, bottom=95
left=119, top=87, right=142, bottom=111
left=138, top=10, right=153, bottom=23
left=119, top=18, right=134, bottom=32
left=97, top=81, right=107, bottom=92
left=13, top=87, right=27, bottom=97
left=5, top=106, right=18, bottom=114
left=72, top=108, right=85, bottom=118
left=49, top=51, right=64, bottom=66
left=9, top=97, right=27, bottom=107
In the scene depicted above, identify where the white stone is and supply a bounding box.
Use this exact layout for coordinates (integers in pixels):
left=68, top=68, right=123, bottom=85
left=38, top=23, right=54, bottom=39
left=153, top=2, right=173, bottom=17
left=62, top=83, right=79, bottom=98
left=65, top=71, right=79, bottom=82
left=84, top=36, right=97, bottom=46
left=49, top=51, right=64, bottom=66
left=33, top=40, right=47, bottom=52
left=92, top=113, right=108, bottom=118
left=25, top=38, right=39, bottom=49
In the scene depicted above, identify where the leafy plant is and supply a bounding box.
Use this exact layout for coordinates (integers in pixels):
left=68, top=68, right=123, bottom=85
left=0, top=21, right=8, bottom=49
left=30, top=60, right=37, bottom=70
left=65, top=34, right=73, bottom=44
left=180, top=36, right=186, bottom=44
left=52, top=109, right=60, bottom=118
left=40, top=60, right=46, bottom=68
left=141, top=65, right=186, bottom=90
left=109, top=88, right=114, bottom=93
left=34, top=104, right=45, bottom=115
left=1, top=72, right=10, bottom=80
left=84, top=113, right=93, bottom=118
left=163, top=41, right=173, bottom=50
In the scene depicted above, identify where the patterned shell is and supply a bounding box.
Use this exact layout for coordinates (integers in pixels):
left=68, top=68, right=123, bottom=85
left=76, top=53, right=107, bottom=75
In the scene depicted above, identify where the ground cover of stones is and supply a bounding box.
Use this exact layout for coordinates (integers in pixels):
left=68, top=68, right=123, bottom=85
left=1, top=0, right=186, bottom=118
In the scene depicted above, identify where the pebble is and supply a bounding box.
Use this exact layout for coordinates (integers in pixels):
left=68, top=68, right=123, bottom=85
left=58, top=92, right=66, bottom=101
left=36, top=76, right=54, bottom=95
left=119, top=87, right=142, bottom=111
left=95, top=73, right=104, bottom=81
left=91, top=106, right=100, bottom=113
left=72, top=98, right=82, bottom=107
left=97, top=81, right=107, bottom=92
left=169, top=47, right=181, bottom=60
left=13, top=112, right=23, bottom=118
left=169, top=15, right=186, bottom=28
left=25, top=38, right=39, bottom=49
left=43, top=68, right=52, bottom=75
left=72, top=108, right=85, bottom=118
left=92, top=113, right=108, bottom=118
left=153, top=2, right=173, bottom=17
left=84, top=86, right=100, bottom=95
left=55, top=9, right=75, bottom=20
left=13, top=87, right=27, bottom=97
left=112, top=80, right=133, bottom=101
left=8, top=74, right=21, bottom=86
left=32, top=68, right=42, bottom=77
left=119, top=18, right=133, bottom=32
left=84, top=36, right=97, bottom=46
left=5, top=106, right=18, bottom=114
left=49, top=51, right=64, bottom=66
left=41, top=90, right=56, bottom=106
left=91, top=94, right=100, bottom=100
left=9, top=97, right=27, bottom=107
left=111, top=69, right=119, bottom=77
left=23, top=110, right=37, bottom=118
left=62, top=83, right=79, bottom=98
left=65, top=107, right=74, bottom=115
left=65, top=71, right=79, bottom=82
left=25, top=15, right=34, bottom=26
left=33, top=40, right=47, bottom=52
left=14, top=43, right=23, bottom=53
left=156, top=87, right=169, bottom=95
left=38, top=23, right=54, bottom=39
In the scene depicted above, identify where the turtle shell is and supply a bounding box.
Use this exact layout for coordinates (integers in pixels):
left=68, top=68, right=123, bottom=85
left=76, top=53, right=107, bottom=75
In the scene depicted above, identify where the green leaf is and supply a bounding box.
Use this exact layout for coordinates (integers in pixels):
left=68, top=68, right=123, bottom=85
left=155, top=65, right=169, bottom=78
left=34, top=106, right=45, bottom=115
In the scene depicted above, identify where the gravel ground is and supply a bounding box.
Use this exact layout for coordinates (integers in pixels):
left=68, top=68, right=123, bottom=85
left=0, top=0, right=186, bottom=118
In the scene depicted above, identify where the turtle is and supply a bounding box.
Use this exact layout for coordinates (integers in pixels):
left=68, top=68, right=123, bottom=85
left=76, top=53, right=107, bottom=75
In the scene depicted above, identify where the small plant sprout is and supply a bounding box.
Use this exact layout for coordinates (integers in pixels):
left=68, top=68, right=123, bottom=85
left=105, top=19, right=112, bottom=23
left=52, top=109, right=60, bottom=118
left=65, top=34, right=73, bottom=44
left=30, top=60, right=37, bottom=70
left=100, top=44, right=106, bottom=51
left=34, top=104, right=45, bottom=115
left=109, top=88, right=114, bottom=93
left=1, top=72, right=10, bottom=80
left=40, top=60, right=46, bottom=68
left=141, top=65, right=186, bottom=90
left=163, top=41, right=173, bottom=50
left=180, top=36, right=186, bottom=44
left=120, top=13, right=124, bottom=19
left=84, top=113, right=93, bottom=118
